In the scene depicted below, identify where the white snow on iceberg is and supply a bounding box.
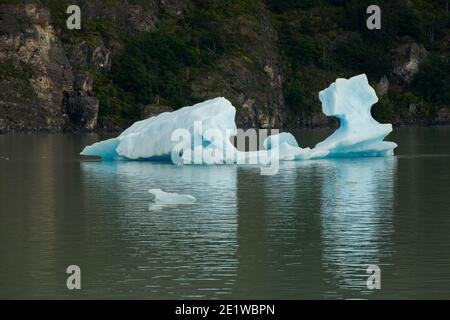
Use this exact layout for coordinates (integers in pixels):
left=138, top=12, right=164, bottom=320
left=81, top=74, right=397, bottom=163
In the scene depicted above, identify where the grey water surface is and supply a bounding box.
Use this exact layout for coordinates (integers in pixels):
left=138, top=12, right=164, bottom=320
left=0, top=127, right=449, bottom=299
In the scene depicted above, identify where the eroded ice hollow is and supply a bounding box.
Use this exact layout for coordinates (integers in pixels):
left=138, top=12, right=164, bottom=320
left=80, top=74, right=397, bottom=163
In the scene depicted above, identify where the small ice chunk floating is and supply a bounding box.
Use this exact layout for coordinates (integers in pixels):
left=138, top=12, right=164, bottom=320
left=81, top=74, right=397, bottom=163
left=148, top=189, right=196, bottom=205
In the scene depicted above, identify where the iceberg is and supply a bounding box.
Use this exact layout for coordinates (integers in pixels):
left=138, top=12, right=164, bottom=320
left=148, top=189, right=196, bottom=205
left=81, top=98, right=237, bottom=161
left=80, top=74, right=397, bottom=163
left=264, top=132, right=299, bottom=150
left=311, top=74, right=397, bottom=158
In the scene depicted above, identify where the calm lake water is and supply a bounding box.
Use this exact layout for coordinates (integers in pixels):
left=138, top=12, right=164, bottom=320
left=0, top=127, right=449, bottom=299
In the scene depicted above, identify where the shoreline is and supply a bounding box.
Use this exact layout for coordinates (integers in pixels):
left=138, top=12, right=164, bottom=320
left=1, top=123, right=449, bottom=136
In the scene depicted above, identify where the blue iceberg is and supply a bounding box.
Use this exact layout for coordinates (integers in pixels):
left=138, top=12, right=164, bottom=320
left=313, top=74, right=397, bottom=158
left=81, top=74, right=397, bottom=163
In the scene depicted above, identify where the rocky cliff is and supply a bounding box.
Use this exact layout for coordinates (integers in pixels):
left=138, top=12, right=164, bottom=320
left=0, top=0, right=449, bottom=134
left=0, top=0, right=158, bottom=133
left=0, top=0, right=287, bottom=133
left=1, top=2, right=70, bottom=132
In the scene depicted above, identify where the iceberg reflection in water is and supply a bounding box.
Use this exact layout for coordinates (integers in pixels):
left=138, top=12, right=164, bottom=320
left=320, top=157, right=396, bottom=296
left=4, top=130, right=450, bottom=299
left=80, top=161, right=239, bottom=298
left=79, top=155, right=396, bottom=298
left=231, top=157, right=396, bottom=298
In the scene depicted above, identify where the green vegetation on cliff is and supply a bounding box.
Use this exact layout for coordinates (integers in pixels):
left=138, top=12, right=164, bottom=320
left=0, top=60, right=30, bottom=80
left=270, top=0, right=449, bottom=124
left=41, top=0, right=450, bottom=127
left=94, top=1, right=240, bottom=125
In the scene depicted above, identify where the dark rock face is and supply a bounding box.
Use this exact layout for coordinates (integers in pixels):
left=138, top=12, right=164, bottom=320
left=64, top=67, right=97, bottom=131
left=142, top=104, right=173, bottom=119
left=377, top=76, right=390, bottom=96
left=0, top=0, right=161, bottom=133
left=1, top=2, right=447, bottom=134
left=64, top=92, right=99, bottom=131
left=191, top=12, right=286, bottom=129
left=391, top=43, right=428, bottom=84
left=0, top=1, right=288, bottom=133
left=436, top=107, right=450, bottom=125
left=65, top=42, right=112, bottom=71
left=0, top=2, right=72, bottom=132
left=77, top=0, right=158, bottom=34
